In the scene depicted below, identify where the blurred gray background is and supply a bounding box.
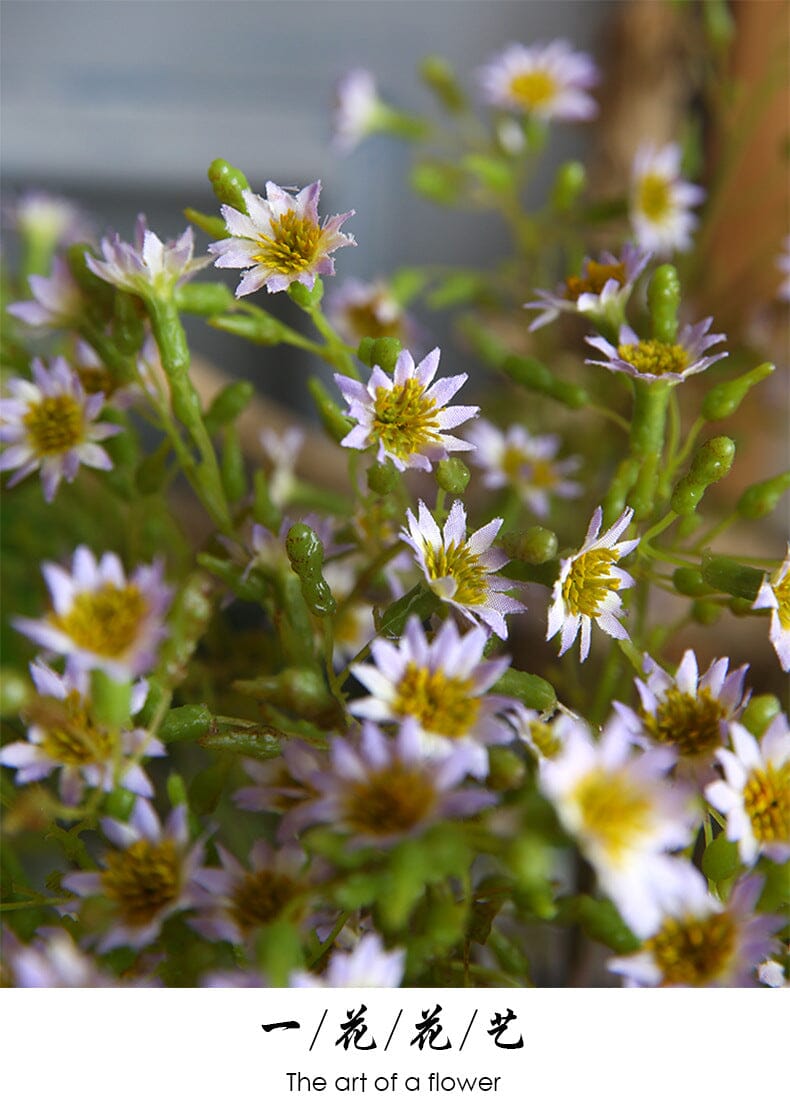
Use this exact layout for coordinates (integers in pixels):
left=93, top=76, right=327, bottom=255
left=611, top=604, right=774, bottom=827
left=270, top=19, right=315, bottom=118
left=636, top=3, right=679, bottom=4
left=2, top=0, right=616, bottom=409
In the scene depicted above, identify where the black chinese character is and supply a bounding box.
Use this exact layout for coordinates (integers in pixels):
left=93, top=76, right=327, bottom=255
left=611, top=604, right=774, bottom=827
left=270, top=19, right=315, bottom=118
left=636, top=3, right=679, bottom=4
left=261, top=1020, right=301, bottom=1032
left=488, top=1009, right=524, bottom=1049
left=336, top=1005, right=377, bottom=1051
left=411, top=1004, right=452, bottom=1051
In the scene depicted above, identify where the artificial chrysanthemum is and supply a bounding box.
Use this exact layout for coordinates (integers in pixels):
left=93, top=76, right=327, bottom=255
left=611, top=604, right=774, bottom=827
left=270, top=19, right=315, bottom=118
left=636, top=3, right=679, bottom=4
left=478, top=40, right=598, bottom=122
left=62, top=800, right=208, bottom=952
left=190, top=840, right=311, bottom=944
left=209, top=180, right=355, bottom=297
left=585, top=317, right=727, bottom=384
left=293, top=720, right=494, bottom=846
left=349, top=615, right=512, bottom=778
left=335, top=346, right=478, bottom=472
left=465, top=419, right=581, bottom=518
left=331, top=69, right=383, bottom=153
left=752, top=546, right=790, bottom=672
left=234, top=740, right=326, bottom=839
left=1, top=928, right=151, bottom=988
left=85, top=215, right=210, bottom=297
left=608, top=869, right=782, bottom=986
left=327, top=277, right=415, bottom=346
left=0, top=356, right=120, bottom=502
left=538, top=716, right=698, bottom=936
left=524, top=243, right=651, bottom=332
left=0, top=661, right=164, bottom=805
left=259, top=426, right=305, bottom=509
left=706, top=713, right=790, bottom=865
left=614, top=649, right=748, bottom=777
left=290, top=932, right=405, bottom=988
left=629, top=142, right=705, bottom=256
left=547, top=506, right=638, bottom=662
left=401, top=499, right=526, bottom=639
left=9, top=190, right=92, bottom=248
left=505, top=701, right=577, bottom=762
left=14, top=545, right=172, bottom=680
left=6, top=255, right=83, bottom=329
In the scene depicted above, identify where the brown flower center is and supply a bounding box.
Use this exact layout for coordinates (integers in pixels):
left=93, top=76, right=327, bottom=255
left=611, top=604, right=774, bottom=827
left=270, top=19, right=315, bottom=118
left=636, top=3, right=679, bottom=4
left=30, top=690, right=114, bottom=766
left=641, top=687, right=727, bottom=758
left=343, top=763, right=438, bottom=836
left=23, top=394, right=84, bottom=456
left=101, top=839, right=180, bottom=927
left=230, top=870, right=299, bottom=932
left=647, top=912, right=736, bottom=986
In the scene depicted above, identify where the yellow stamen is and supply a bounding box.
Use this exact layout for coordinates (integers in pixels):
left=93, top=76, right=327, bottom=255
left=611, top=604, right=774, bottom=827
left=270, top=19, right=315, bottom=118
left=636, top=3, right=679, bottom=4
left=641, top=687, right=726, bottom=758
left=772, top=573, right=790, bottom=631
left=562, top=548, right=620, bottom=618
left=253, top=209, right=322, bottom=274
left=101, top=839, right=180, bottom=926
left=24, top=394, right=84, bottom=456
left=743, top=763, right=790, bottom=845
left=509, top=69, right=557, bottom=110
left=394, top=663, right=479, bottom=738
left=572, top=768, right=652, bottom=863
left=52, top=584, right=146, bottom=658
left=617, top=340, right=690, bottom=377
left=343, top=763, right=437, bottom=835
left=638, top=173, right=672, bottom=222
left=647, top=912, right=735, bottom=986
left=423, top=540, right=489, bottom=606
left=565, top=261, right=626, bottom=301
left=30, top=691, right=114, bottom=766
left=230, top=870, right=299, bottom=932
left=372, top=378, right=441, bottom=461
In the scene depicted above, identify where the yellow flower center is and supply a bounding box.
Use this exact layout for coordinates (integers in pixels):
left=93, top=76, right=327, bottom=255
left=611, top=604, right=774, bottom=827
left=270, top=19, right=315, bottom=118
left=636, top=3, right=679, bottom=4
left=528, top=459, right=559, bottom=490
left=501, top=445, right=529, bottom=481
left=565, top=261, right=626, bottom=300
left=371, top=378, right=441, bottom=461
left=509, top=69, right=557, bottom=111
left=640, top=687, right=727, bottom=758
left=572, top=768, right=653, bottom=864
left=229, top=870, right=299, bottom=932
left=23, top=394, right=84, bottom=456
left=562, top=548, right=620, bottom=618
left=773, top=572, right=790, bottom=631
left=617, top=340, right=690, bottom=377
left=253, top=209, right=322, bottom=274
left=346, top=298, right=402, bottom=340
left=343, top=763, right=438, bottom=835
left=743, top=762, right=790, bottom=845
left=646, top=912, right=736, bottom=985
left=77, top=365, right=119, bottom=398
left=423, top=540, right=489, bottom=606
left=101, top=838, right=180, bottom=927
left=637, top=173, right=673, bottom=222
left=393, top=662, right=479, bottom=738
left=29, top=690, right=114, bottom=766
left=527, top=720, right=562, bottom=759
left=52, top=583, right=147, bottom=658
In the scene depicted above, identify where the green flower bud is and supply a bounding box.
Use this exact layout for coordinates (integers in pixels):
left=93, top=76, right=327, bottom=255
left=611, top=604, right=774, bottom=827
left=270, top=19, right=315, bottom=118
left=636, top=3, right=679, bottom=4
left=701, top=361, right=774, bottom=420
left=208, top=158, right=250, bottom=211
left=210, top=310, right=285, bottom=345
left=307, top=377, right=354, bottom=443
left=419, top=56, right=467, bottom=113
left=0, top=667, right=31, bottom=717
left=741, top=694, right=782, bottom=738
left=691, top=599, right=721, bottom=625
left=502, top=354, right=588, bottom=409
left=436, top=457, right=471, bottom=495
left=728, top=596, right=755, bottom=617
left=672, top=567, right=713, bottom=598
left=701, top=553, right=764, bottom=600
left=103, top=788, right=137, bottom=822
left=167, top=773, right=189, bottom=808
left=462, top=154, right=514, bottom=193
left=203, top=380, right=255, bottom=435
left=367, top=461, right=400, bottom=496
left=493, top=668, right=556, bottom=713
left=701, top=834, right=740, bottom=883
left=648, top=264, right=681, bottom=343
left=551, top=161, right=586, bottom=212
left=221, top=425, right=247, bottom=503
left=285, top=523, right=337, bottom=617
left=175, top=282, right=236, bottom=316
left=369, top=336, right=402, bottom=373
left=501, top=527, right=558, bottom=565
left=183, top=207, right=229, bottom=240
left=158, top=704, right=215, bottom=743
left=736, top=470, right=790, bottom=520
left=287, top=277, right=324, bottom=310
left=670, top=436, right=735, bottom=514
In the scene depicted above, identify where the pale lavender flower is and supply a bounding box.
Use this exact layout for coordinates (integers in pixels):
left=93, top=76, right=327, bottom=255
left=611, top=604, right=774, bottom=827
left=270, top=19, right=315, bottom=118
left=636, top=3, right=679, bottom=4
left=335, top=347, right=478, bottom=472
left=62, top=800, right=208, bottom=952
left=6, top=255, right=82, bottom=328
left=401, top=499, right=526, bottom=640
left=465, top=419, right=581, bottom=518
left=8, top=190, right=92, bottom=248
left=190, top=839, right=311, bottom=945
left=614, top=649, right=749, bottom=779
left=0, top=661, right=164, bottom=805
left=260, top=426, right=305, bottom=508
left=209, top=180, right=355, bottom=297
left=14, top=545, right=172, bottom=680
left=331, top=69, right=382, bottom=153
left=608, top=868, right=783, bottom=986
left=292, top=720, right=495, bottom=846
left=585, top=318, right=727, bottom=384
left=290, top=932, right=405, bottom=988
left=706, top=713, right=790, bottom=865
left=71, top=339, right=139, bottom=409
left=3, top=928, right=117, bottom=988
left=234, top=740, right=326, bottom=841
left=547, top=506, right=639, bottom=662
left=350, top=616, right=511, bottom=778
left=629, top=143, right=705, bottom=256
left=758, top=955, right=788, bottom=987
left=752, top=546, right=790, bottom=673
left=525, top=243, right=651, bottom=332
left=326, top=277, right=418, bottom=348
left=86, top=215, right=210, bottom=297
left=478, top=40, right=598, bottom=121
left=0, top=356, right=120, bottom=501
left=539, top=716, right=699, bottom=935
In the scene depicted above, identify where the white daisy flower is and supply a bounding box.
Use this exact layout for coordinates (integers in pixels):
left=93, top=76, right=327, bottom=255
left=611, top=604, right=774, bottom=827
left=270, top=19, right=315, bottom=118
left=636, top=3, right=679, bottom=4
left=478, top=40, right=599, bottom=122
left=6, top=256, right=82, bottom=329
left=331, top=69, right=383, bottom=153
left=209, top=180, right=355, bottom=297
left=538, top=717, right=698, bottom=936
left=335, top=346, right=478, bottom=472
left=547, top=506, right=639, bottom=662
left=0, top=357, right=120, bottom=502
left=525, top=243, right=651, bottom=332
left=401, top=499, right=527, bottom=640
left=465, top=419, right=581, bottom=518
left=14, top=545, right=172, bottom=680
left=585, top=317, right=727, bottom=385
left=290, top=932, right=405, bottom=988
left=350, top=615, right=512, bottom=778
left=614, top=649, right=749, bottom=777
left=86, top=215, right=210, bottom=297
left=609, top=867, right=783, bottom=986
left=9, top=190, right=92, bottom=248
left=0, top=661, right=164, bottom=805
left=260, top=425, right=304, bottom=509
left=706, top=713, right=790, bottom=865
left=62, top=800, right=208, bottom=952
left=629, top=142, right=705, bottom=256
left=752, top=546, right=790, bottom=672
